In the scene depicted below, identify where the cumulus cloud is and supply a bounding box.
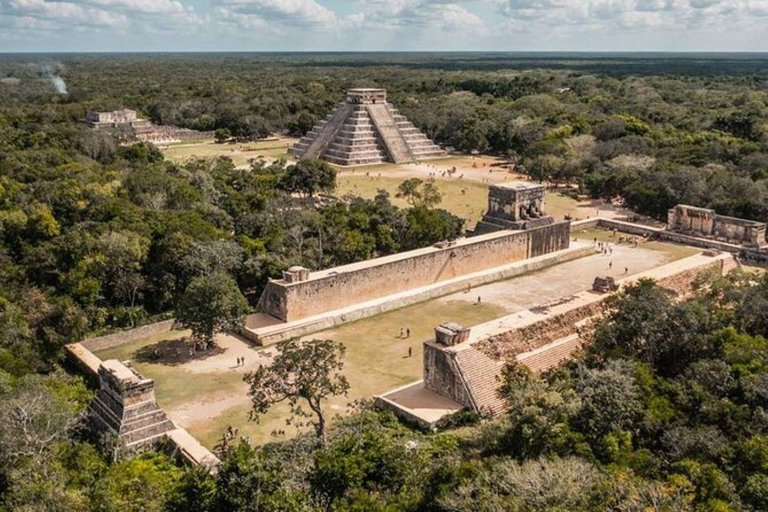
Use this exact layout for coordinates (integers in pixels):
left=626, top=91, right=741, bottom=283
left=359, top=0, right=485, bottom=30
left=2, top=0, right=768, bottom=49
left=214, top=0, right=338, bottom=27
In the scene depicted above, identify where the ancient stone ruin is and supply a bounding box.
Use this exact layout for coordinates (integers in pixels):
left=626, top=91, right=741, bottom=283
left=85, top=109, right=212, bottom=144
left=85, top=109, right=150, bottom=129
left=288, top=88, right=444, bottom=166
left=89, top=359, right=175, bottom=448
left=592, top=276, right=618, bottom=293
left=667, top=204, right=768, bottom=249
left=475, top=182, right=554, bottom=234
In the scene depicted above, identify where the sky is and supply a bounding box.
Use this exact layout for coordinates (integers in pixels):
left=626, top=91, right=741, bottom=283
left=1, top=0, right=768, bottom=53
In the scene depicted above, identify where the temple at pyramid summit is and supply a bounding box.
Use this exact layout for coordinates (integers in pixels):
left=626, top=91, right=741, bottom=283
left=288, top=89, right=445, bottom=166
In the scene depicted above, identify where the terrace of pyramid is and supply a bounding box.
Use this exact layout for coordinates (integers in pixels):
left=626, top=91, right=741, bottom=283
left=288, top=88, right=444, bottom=166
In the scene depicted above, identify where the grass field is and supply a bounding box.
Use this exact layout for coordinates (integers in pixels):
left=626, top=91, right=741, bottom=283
left=337, top=175, right=583, bottom=228
left=160, top=137, right=298, bottom=167
left=95, top=298, right=505, bottom=448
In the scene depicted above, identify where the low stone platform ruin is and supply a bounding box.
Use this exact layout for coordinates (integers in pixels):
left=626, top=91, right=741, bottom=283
left=66, top=343, right=220, bottom=471
left=288, top=88, right=444, bottom=166
left=89, top=359, right=176, bottom=448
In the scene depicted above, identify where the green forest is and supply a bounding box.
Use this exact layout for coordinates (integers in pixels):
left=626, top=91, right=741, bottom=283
left=2, top=53, right=768, bottom=511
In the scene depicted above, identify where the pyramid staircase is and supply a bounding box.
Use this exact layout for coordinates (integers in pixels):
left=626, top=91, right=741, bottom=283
left=289, top=89, right=444, bottom=166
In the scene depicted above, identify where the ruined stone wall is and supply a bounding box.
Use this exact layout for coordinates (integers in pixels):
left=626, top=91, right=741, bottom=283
left=423, top=343, right=473, bottom=408
left=82, top=319, right=176, bottom=352
left=668, top=205, right=766, bottom=248
left=478, top=300, right=607, bottom=361
left=477, top=257, right=726, bottom=362
left=259, top=222, right=571, bottom=322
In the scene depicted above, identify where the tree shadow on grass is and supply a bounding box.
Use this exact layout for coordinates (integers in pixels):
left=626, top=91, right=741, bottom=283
left=134, top=337, right=225, bottom=367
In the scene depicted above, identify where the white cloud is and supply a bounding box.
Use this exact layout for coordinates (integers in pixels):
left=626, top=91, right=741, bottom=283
left=8, top=0, right=127, bottom=26
left=86, top=0, right=186, bottom=15
left=214, top=0, right=338, bottom=27
left=360, top=0, right=485, bottom=30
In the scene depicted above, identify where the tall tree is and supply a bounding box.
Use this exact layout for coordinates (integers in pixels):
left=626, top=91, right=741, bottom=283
left=175, top=272, right=249, bottom=348
left=279, top=159, right=336, bottom=198
left=245, top=339, right=349, bottom=446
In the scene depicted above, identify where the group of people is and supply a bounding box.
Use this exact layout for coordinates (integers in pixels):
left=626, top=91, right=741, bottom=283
left=235, top=356, right=246, bottom=367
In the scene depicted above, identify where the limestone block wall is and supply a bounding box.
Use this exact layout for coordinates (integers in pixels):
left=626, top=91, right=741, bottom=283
left=476, top=256, right=727, bottom=361
left=82, top=319, right=176, bottom=352
left=423, top=342, right=473, bottom=408
left=257, top=222, right=571, bottom=322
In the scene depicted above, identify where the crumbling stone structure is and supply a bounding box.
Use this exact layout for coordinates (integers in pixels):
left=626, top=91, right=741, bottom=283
left=667, top=204, right=767, bottom=249
left=475, top=182, right=554, bottom=234
left=89, top=359, right=175, bottom=448
left=380, top=252, right=736, bottom=425
left=592, top=276, right=618, bottom=293
left=85, top=109, right=151, bottom=129
left=85, top=109, right=211, bottom=143
left=288, top=88, right=444, bottom=166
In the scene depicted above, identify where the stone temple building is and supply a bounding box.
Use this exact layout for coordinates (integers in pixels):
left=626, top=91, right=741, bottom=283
left=667, top=205, right=768, bottom=249
left=89, top=359, right=175, bottom=448
left=85, top=109, right=151, bottom=129
left=288, top=88, right=444, bottom=166
left=474, top=182, right=554, bottom=234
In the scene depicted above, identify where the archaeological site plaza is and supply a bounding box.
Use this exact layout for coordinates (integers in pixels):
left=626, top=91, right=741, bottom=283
left=288, top=88, right=444, bottom=165
left=64, top=170, right=768, bottom=470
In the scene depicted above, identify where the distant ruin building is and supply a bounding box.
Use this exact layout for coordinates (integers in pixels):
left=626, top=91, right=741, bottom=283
left=85, top=109, right=151, bottom=129
left=89, top=359, right=175, bottom=448
left=667, top=204, right=768, bottom=249
left=288, top=88, right=444, bottom=166
left=85, top=109, right=212, bottom=144
left=475, top=182, right=554, bottom=234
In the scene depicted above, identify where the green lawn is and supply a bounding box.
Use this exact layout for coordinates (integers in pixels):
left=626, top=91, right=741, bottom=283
left=95, top=297, right=504, bottom=448
left=160, top=137, right=298, bottom=167
left=337, top=175, right=582, bottom=229
left=337, top=175, right=490, bottom=227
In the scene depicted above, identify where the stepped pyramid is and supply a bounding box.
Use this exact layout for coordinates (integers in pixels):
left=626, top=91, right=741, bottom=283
left=288, top=89, right=444, bottom=166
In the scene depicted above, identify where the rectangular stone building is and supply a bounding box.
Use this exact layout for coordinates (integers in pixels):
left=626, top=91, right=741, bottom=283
left=667, top=204, right=767, bottom=248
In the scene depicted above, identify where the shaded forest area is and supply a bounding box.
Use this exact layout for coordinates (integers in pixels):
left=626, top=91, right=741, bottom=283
left=3, top=53, right=768, bottom=511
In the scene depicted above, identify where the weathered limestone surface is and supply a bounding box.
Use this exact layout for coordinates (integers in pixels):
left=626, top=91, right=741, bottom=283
left=89, top=360, right=175, bottom=448
left=256, top=221, right=571, bottom=322
left=245, top=243, right=593, bottom=346
left=288, top=88, right=443, bottom=166
left=668, top=204, right=767, bottom=248
left=416, top=253, right=733, bottom=419
left=475, top=182, right=554, bottom=233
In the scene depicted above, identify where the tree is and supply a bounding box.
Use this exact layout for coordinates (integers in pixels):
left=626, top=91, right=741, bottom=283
left=395, top=178, right=442, bottom=209
left=214, top=128, right=232, bottom=143
left=245, top=339, right=349, bottom=446
left=279, top=159, right=336, bottom=198
left=175, top=272, right=249, bottom=348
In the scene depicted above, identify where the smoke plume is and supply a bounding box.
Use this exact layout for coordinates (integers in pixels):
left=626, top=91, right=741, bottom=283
left=51, top=76, right=68, bottom=94
left=41, top=63, right=68, bottom=95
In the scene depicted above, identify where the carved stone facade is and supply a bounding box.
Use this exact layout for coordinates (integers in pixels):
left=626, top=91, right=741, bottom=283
left=89, top=360, right=175, bottom=448
left=85, top=109, right=151, bottom=129
left=288, top=88, right=444, bottom=166
left=475, top=182, right=554, bottom=233
left=667, top=204, right=768, bottom=249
